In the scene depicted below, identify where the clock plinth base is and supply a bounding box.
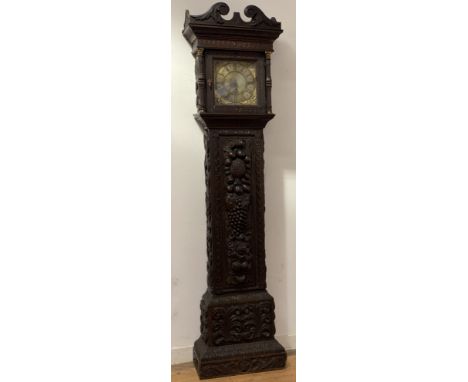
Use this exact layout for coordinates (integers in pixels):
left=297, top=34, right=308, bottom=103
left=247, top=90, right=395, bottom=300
left=193, top=289, right=286, bottom=379
left=193, top=337, right=286, bottom=379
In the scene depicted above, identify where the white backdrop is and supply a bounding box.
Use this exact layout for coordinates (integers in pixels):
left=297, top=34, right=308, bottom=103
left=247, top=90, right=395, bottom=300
left=3, top=1, right=468, bottom=380
left=171, top=0, right=296, bottom=363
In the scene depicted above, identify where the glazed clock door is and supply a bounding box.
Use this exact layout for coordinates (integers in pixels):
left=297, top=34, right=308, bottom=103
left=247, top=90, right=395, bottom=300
left=206, top=51, right=266, bottom=114
left=214, top=60, right=257, bottom=105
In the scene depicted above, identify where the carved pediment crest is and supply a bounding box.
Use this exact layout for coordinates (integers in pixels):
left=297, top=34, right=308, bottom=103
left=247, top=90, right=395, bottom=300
left=184, top=2, right=281, bottom=30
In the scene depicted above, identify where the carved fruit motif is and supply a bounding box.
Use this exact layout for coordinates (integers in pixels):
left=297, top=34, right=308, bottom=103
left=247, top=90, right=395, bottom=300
left=224, top=139, right=254, bottom=286
left=224, top=140, right=251, bottom=195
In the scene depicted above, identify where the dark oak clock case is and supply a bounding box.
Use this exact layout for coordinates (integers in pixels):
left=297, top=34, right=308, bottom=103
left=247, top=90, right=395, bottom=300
left=182, top=3, right=286, bottom=379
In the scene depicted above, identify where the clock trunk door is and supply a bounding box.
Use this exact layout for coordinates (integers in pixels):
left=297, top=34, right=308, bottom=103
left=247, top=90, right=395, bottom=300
left=206, top=51, right=266, bottom=114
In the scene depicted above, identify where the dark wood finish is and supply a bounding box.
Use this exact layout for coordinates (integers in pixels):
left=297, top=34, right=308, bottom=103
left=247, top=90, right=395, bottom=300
left=182, top=3, right=284, bottom=379
left=172, top=354, right=296, bottom=382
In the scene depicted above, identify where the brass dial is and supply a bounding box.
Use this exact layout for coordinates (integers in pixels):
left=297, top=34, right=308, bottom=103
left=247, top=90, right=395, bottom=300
left=214, top=60, right=257, bottom=105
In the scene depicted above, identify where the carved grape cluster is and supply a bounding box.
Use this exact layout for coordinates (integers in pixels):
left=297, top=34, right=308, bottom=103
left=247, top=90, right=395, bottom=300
left=227, top=200, right=248, bottom=236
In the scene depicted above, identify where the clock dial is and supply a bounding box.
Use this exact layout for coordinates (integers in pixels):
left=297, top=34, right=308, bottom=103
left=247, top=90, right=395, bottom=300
left=214, top=60, right=257, bottom=106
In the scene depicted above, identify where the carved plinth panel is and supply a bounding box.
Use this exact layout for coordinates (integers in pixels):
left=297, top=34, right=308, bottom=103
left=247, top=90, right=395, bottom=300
left=200, top=291, right=276, bottom=347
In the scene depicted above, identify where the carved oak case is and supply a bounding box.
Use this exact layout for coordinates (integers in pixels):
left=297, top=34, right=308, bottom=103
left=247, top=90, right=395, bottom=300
left=182, top=3, right=285, bottom=379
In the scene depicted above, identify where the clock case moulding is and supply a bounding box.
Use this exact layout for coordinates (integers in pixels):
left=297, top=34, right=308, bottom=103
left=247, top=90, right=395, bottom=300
left=182, top=3, right=285, bottom=379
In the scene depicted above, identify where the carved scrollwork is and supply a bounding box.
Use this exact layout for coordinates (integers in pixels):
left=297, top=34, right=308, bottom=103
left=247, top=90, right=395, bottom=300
left=207, top=301, right=275, bottom=346
left=244, top=5, right=279, bottom=27
left=185, top=3, right=281, bottom=30
left=186, top=2, right=229, bottom=24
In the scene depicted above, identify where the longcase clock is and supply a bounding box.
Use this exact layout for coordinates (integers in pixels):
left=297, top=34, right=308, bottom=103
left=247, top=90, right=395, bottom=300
left=182, top=3, right=285, bottom=379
